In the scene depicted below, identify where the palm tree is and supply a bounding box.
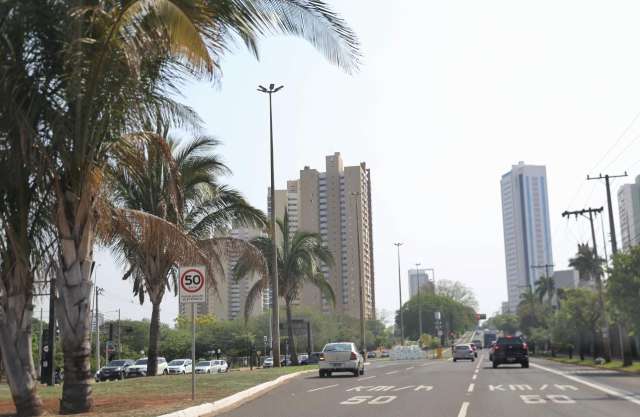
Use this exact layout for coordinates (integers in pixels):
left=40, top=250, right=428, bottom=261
left=569, top=243, right=611, bottom=361
left=234, top=212, right=335, bottom=365
left=535, top=276, right=555, bottom=305
left=105, top=133, right=265, bottom=376
left=1, top=1, right=358, bottom=412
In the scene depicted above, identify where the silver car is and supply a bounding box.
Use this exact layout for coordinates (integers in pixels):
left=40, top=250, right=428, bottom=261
left=453, top=344, right=475, bottom=362
left=319, top=342, right=364, bottom=377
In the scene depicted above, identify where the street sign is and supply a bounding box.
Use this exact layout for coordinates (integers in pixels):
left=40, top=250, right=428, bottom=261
left=179, top=266, right=206, bottom=303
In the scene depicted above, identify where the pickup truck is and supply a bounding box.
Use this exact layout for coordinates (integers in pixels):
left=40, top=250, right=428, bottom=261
left=491, top=336, right=529, bottom=368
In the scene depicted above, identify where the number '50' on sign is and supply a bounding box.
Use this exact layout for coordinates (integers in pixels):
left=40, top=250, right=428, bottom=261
left=178, top=266, right=206, bottom=302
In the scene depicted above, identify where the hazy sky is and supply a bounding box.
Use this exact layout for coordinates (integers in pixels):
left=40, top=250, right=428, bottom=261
left=42, top=0, right=640, bottom=326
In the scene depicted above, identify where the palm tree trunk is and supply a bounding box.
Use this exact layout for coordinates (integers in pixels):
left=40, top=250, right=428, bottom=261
left=0, top=290, right=44, bottom=417
left=594, top=275, right=612, bottom=362
left=147, top=299, right=162, bottom=377
left=285, top=300, right=298, bottom=365
left=55, top=186, right=95, bottom=414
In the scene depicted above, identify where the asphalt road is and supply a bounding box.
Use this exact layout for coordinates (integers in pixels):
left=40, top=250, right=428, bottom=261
left=217, top=352, right=640, bottom=417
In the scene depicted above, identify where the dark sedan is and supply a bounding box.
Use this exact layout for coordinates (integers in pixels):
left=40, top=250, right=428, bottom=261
left=96, top=359, right=135, bottom=382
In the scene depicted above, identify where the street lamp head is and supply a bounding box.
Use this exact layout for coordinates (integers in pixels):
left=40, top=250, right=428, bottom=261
left=394, top=242, right=403, bottom=247
left=269, top=83, right=275, bottom=90
left=274, top=85, right=284, bottom=92
left=257, top=85, right=268, bottom=93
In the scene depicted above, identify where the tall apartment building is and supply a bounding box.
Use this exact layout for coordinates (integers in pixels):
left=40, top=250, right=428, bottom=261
left=179, top=226, right=265, bottom=320
left=618, top=175, right=640, bottom=251
left=408, top=268, right=435, bottom=298
left=270, top=152, right=375, bottom=320
left=500, top=162, right=554, bottom=313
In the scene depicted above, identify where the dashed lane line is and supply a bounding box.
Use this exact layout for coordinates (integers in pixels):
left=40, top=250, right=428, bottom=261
left=471, top=374, right=477, bottom=380
left=457, top=401, right=470, bottom=417
left=307, top=384, right=339, bottom=393
left=532, top=362, right=640, bottom=407
left=357, top=376, right=376, bottom=381
left=406, top=366, right=415, bottom=370
left=467, top=383, right=475, bottom=393
left=386, top=370, right=400, bottom=375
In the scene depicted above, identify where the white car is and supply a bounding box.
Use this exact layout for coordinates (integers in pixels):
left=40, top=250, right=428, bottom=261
left=263, top=357, right=274, bottom=368
left=194, top=360, right=217, bottom=374
left=319, top=342, right=364, bottom=377
left=167, top=359, right=192, bottom=374
left=212, top=360, right=229, bottom=373
left=126, top=357, right=169, bottom=377
left=453, top=344, right=475, bottom=362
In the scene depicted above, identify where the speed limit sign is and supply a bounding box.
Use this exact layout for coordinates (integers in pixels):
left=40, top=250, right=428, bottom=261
left=179, top=265, right=206, bottom=303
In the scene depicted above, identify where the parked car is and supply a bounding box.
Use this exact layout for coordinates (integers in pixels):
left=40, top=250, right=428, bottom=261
left=212, top=360, right=229, bottom=373
left=126, top=357, right=168, bottom=377
left=96, top=359, right=135, bottom=382
left=453, top=344, right=475, bottom=362
left=492, top=336, right=529, bottom=368
left=300, top=352, right=321, bottom=365
left=319, top=342, right=365, bottom=377
left=297, top=354, right=309, bottom=364
left=194, top=360, right=217, bottom=374
left=262, top=357, right=274, bottom=368
left=167, top=359, right=192, bottom=374
left=380, top=350, right=390, bottom=358
left=367, top=351, right=377, bottom=359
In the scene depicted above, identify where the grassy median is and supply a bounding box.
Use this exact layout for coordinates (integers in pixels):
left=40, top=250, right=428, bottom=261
left=544, top=356, right=640, bottom=374
left=0, top=366, right=317, bottom=417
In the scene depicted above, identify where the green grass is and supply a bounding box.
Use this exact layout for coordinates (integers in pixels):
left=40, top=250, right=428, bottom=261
left=545, top=356, right=640, bottom=374
left=0, top=366, right=317, bottom=417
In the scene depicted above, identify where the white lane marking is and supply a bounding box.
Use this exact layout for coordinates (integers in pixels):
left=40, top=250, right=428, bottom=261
left=406, top=366, right=415, bottom=370
left=307, top=384, right=339, bottom=392
left=357, top=375, right=376, bottom=381
left=364, top=362, right=371, bottom=365
left=467, top=383, right=475, bottom=393
left=532, top=362, right=640, bottom=406
left=457, top=401, right=470, bottom=417
left=472, top=374, right=477, bottom=380
left=386, top=370, right=399, bottom=375
left=474, top=369, right=479, bottom=374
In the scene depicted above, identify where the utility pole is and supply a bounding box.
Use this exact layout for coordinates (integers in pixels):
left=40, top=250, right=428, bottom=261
left=587, top=172, right=632, bottom=366
left=117, top=309, right=121, bottom=360
left=416, top=266, right=421, bottom=336
left=258, top=83, right=284, bottom=366
left=394, top=243, right=405, bottom=345
left=562, top=207, right=611, bottom=362
left=95, top=286, right=104, bottom=371
left=587, top=173, right=627, bottom=254
left=46, top=278, right=55, bottom=386
left=352, top=192, right=366, bottom=352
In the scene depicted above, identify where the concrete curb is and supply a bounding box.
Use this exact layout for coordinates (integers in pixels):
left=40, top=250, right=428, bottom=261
left=156, top=369, right=315, bottom=417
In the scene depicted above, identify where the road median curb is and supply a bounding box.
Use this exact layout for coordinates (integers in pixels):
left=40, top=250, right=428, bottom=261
left=156, top=369, right=315, bottom=417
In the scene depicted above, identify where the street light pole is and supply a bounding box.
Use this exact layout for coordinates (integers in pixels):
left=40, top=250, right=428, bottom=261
left=258, top=84, right=284, bottom=366
left=352, top=192, right=365, bottom=352
left=394, top=243, right=404, bottom=345
left=415, top=263, right=423, bottom=338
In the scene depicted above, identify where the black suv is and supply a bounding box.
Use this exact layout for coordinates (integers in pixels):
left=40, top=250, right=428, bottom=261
left=96, top=359, right=135, bottom=382
left=491, top=336, right=529, bottom=368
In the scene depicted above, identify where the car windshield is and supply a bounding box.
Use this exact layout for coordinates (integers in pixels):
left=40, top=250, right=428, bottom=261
left=197, top=362, right=210, bottom=367
left=108, top=360, right=126, bottom=366
left=134, top=359, right=147, bottom=365
left=497, top=337, right=524, bottom=345
left=169, top=360, right=184, bottom=366
left=323, top=343, right=352, bottom=352
left=455, top=346, right=469, bottom=351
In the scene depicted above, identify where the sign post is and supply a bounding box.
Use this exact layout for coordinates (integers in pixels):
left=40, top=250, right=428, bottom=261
left=179, top=265, right=206, bottom=402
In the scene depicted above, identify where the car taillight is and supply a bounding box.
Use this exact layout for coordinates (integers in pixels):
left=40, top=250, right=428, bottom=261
left=522, top=343, right=528, bottom=350
left=319, top=353, right=325, bottom=361
left=350, top=352, right=357, bottom=360
left=494, top=345, right=500, bottom=350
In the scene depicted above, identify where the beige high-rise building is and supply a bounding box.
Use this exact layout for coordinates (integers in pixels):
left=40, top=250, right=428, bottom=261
left=179, top=226, right=265, bottom=320
left=269, top=152, right=375, bottom=320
